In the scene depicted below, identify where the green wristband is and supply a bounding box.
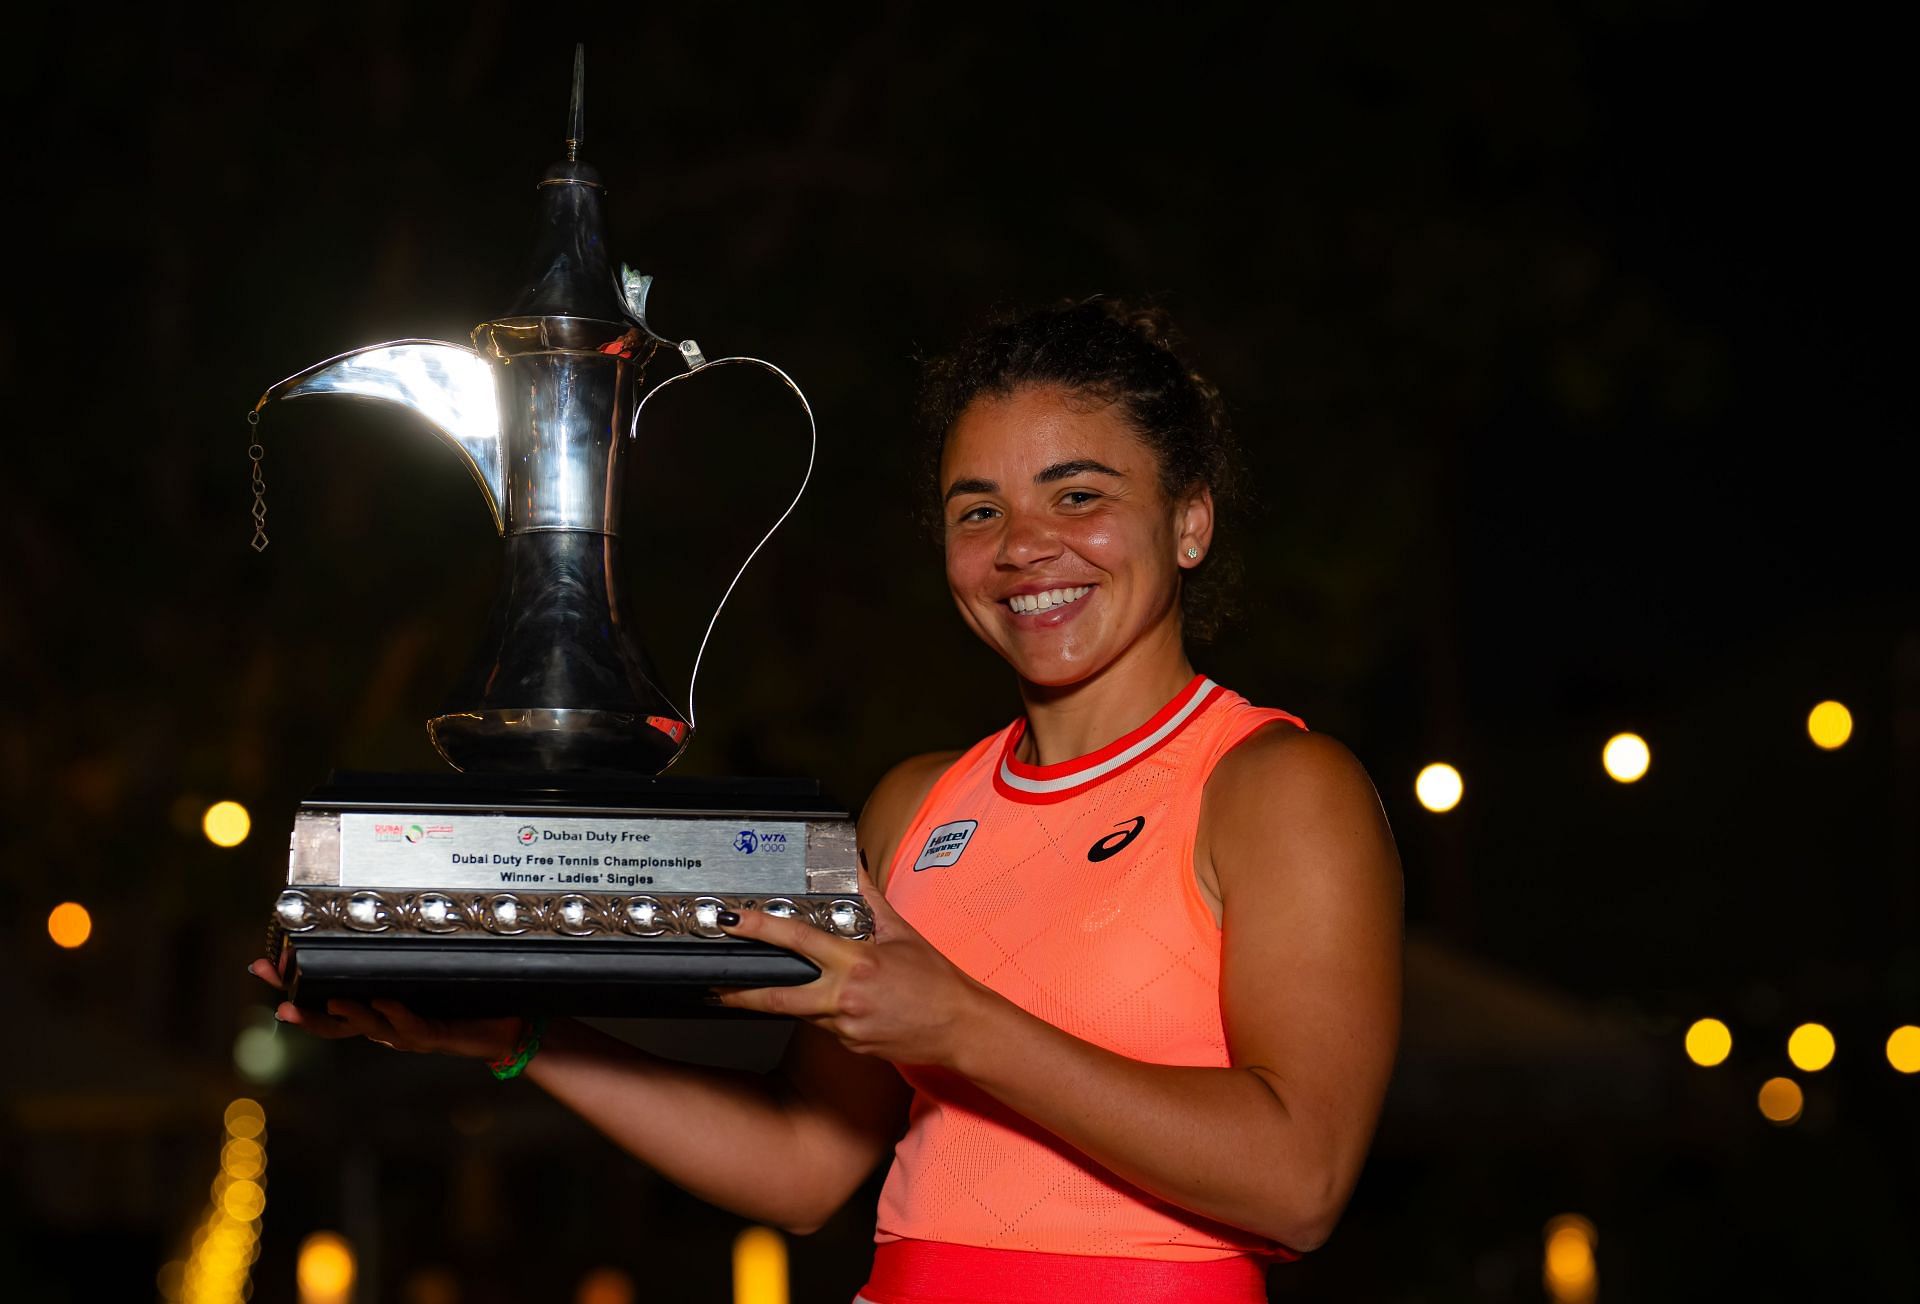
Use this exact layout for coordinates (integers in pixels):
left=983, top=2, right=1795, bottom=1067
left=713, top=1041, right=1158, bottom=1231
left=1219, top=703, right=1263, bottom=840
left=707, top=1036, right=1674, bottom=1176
left=487, top=1014, right=549, bottom=1081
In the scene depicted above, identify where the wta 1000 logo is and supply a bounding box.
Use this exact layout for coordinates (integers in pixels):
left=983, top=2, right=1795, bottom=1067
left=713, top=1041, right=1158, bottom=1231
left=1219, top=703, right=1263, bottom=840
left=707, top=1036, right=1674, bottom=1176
left=733, top=829, right=791, bottom=856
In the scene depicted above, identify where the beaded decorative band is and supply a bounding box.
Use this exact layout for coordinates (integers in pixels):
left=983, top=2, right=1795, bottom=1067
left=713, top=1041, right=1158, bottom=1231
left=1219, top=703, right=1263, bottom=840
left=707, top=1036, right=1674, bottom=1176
left=270, top=888, right=872, bottom=942
left=487, top=1014, right=549, bottom=1081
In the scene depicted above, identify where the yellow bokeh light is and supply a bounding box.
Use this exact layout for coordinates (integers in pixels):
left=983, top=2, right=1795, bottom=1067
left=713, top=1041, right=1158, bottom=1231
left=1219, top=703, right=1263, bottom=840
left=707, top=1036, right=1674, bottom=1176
left=222, top=1178, right=266, bottom=1221
left=1887, top=1026, right=1920, bottom=1074
left=221, top=1137, right=266, bottom=1180
left=1757, top=1075, right=1804, bottom=1125
left=733, top=1226, right=789, bottom=1304
left=297, top=1231, right=356, bottom=1304
left=1542, top=1214, right=1597, bottom=1304
left=1787, top=1022, right=1835, bottom=1072
left=1602, top=732, right=1650, bottom=783
left=47, top=901, right=92, bottom=949
left=224, top=1097, right=266, bottom=1140
left=202, top=800, right=252, bottom=848
left=1414, top=762, right=1464, bottom=813
left=1684, top=1017, right=1732, bottom=1067
left=575, top=1265, right=637, bottom=1304
left=1807, top=700, right=1853, bottom=750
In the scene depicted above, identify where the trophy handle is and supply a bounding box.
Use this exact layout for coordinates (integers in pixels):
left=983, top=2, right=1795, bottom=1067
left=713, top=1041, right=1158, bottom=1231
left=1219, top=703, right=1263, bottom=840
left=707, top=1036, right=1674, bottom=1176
left=628, top=356, right=817, bottom=730
left=253, top=340, right=506, bottom=535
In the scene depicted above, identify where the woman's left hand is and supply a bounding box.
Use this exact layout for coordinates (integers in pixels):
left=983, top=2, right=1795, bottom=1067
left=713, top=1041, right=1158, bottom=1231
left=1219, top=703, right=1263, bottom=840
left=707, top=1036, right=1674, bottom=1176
left=712, top=865, right=988, bottom=1068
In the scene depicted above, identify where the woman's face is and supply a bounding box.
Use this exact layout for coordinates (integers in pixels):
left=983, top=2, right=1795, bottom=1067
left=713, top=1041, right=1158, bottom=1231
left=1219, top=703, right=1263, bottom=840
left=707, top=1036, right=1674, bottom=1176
left=940, top=383, right=1212, bottom=688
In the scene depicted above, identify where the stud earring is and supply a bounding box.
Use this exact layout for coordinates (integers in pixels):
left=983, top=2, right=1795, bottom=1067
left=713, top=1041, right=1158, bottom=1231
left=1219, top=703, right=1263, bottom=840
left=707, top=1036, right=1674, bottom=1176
left=1185, top=546, right=1200, bottom=559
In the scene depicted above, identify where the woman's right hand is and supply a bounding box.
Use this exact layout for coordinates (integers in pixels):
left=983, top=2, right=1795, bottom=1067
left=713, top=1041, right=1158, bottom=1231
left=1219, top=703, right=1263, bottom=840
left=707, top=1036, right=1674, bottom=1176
left=247, top=957, right=525, bottom=1061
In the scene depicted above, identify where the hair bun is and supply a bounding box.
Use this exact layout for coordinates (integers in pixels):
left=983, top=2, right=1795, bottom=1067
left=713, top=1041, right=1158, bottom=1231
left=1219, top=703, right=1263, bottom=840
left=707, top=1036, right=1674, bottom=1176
left=1082, top=297, right=1181, bottom=353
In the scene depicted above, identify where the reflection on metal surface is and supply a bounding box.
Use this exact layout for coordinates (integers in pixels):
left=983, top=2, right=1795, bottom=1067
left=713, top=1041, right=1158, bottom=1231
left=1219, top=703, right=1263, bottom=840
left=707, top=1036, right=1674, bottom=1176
left=259, top=341, right=505, bottom=534
left=286, top=806, right=860, bottom=896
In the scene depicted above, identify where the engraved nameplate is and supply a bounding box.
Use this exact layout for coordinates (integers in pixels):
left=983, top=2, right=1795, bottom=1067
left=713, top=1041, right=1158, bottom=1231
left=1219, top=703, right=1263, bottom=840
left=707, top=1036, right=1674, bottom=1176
left=289, top=811, right=856, bottom=894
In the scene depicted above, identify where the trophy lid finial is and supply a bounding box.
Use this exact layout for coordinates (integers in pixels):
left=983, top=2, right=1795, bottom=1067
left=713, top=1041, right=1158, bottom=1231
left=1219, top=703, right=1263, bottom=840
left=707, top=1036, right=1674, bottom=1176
left=506, top=44, right=628, bottom=322
left=566, top=43, right=585, bottom=163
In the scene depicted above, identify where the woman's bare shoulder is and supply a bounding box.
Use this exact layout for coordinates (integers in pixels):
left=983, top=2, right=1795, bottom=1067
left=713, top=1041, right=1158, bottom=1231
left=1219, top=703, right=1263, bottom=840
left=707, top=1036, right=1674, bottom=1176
left=1211, top=723, right=1375, bottom=806
left=1204, top=723, right=1399, bottom=900
left=857, top=751, right=965, bottom=889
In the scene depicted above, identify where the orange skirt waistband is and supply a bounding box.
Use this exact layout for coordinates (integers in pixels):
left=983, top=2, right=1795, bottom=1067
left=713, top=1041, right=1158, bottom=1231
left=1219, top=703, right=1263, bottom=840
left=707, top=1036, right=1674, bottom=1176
left=858, top=1239, right=1267, bottom=1304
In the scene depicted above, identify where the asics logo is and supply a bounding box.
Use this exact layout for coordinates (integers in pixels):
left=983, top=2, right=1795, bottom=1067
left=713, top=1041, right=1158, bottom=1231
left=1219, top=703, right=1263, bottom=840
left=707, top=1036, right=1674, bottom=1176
left=1087, top=816, right=1146, bottom=862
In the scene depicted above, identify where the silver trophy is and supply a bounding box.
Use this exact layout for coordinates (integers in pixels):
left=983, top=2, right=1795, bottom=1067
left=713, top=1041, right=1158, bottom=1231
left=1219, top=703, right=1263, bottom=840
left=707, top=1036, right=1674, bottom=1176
left=254, top=48, right=866, bottom=1014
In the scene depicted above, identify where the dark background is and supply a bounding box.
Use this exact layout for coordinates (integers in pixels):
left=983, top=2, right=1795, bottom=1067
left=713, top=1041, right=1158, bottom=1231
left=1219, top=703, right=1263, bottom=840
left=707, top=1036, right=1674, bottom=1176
left=2, top=3, right=1914, bottom=1301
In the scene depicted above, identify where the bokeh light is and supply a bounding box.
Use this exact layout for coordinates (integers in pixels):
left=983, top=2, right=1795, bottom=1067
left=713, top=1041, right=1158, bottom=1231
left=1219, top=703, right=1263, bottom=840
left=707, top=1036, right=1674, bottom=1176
left=1807, top=700, right=1853, bottom=750
left=47, top=901, right=92, bottom=949
left=234, top=1013, right=293, bottom=1085
left=733, top=1226, right=789, bottom=1304
left=297, top=1231, right=355, bottom=1304
left=1887, top=1026, right=1920, bottom=1074
left=224, top=1098, right=266, bottom=1140
left=221, top=1179, right=266, bottom=1221
left=1414, top=762, right=1464, bottom=813
left=1542, top=1213, right=1597, bottom=1304
left=202, top=800, right=252, bottom=848
left=1684, top=1017, right=1732, bottom=1067
left=1602, top=732, right=1650, bottom=783
left=221, top=1138, right=266, bottom=1182
left=575, top=1265, right=637, bottom=1304
left=167, top=1103, right=268, bottom=1304
left=1757, top=1076, right=1804, bottom=1125
left=1787, top=1022, right=1835, bottom=1072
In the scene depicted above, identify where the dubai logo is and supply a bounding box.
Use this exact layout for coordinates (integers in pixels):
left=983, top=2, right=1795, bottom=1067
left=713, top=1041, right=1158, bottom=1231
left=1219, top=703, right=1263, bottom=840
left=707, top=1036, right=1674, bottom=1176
left=518, top=826, right=538, bottom=846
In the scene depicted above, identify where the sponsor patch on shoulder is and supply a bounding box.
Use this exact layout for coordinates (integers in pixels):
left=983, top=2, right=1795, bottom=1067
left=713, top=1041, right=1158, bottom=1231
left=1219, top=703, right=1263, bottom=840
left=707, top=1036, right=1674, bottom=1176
left=913, top=819, right=979, bottom=872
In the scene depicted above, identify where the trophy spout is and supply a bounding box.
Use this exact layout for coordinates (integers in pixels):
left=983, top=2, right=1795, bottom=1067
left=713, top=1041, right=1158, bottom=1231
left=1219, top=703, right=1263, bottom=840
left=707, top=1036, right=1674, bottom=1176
left=255, top=341, right=507, bottom=535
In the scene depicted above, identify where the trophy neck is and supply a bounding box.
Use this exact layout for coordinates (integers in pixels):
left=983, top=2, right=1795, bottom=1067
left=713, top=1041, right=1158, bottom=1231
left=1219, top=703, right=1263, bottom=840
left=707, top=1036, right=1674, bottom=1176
left=473, top=316, right=656, bottom=536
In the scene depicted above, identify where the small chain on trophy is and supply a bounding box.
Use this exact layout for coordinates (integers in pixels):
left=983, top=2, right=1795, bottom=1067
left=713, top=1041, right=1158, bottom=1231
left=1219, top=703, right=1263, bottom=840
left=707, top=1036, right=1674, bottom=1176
left=246, top=410, right=269, bottom=552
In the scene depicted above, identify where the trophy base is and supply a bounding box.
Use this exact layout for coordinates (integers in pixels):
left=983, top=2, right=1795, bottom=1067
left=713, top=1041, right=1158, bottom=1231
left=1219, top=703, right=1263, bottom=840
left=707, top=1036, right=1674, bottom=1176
left=276, top=933, right=818, bottom=1017
left=268, top=771, right=866, bottom=1018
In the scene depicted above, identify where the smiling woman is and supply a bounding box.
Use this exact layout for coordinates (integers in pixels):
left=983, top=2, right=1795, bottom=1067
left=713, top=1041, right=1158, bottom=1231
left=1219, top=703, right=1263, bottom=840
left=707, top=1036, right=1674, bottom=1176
left=786, top=301, right=1405, bottom=1302
left=256, top=297, right=1401, bottom=1304
left=937, top=382, right=1212, bottom=690
left=920, top=300, right=1243, bottom=645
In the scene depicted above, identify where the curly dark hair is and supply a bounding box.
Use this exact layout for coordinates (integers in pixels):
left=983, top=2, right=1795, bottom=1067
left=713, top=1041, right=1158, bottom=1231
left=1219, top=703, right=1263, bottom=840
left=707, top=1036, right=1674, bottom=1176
left=917, top=297, right=1244, bottom=642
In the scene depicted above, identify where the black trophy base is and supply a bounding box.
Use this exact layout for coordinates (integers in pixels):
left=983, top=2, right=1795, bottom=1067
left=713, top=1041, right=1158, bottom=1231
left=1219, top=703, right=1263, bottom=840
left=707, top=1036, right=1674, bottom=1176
left=279, top=934, right=821, bottom=1018
left=270, top=769, right=859, bottom=1019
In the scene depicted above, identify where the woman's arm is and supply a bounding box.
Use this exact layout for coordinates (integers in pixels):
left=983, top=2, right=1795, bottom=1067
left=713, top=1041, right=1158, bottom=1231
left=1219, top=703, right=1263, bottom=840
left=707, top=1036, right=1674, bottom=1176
left=514, top=752, right=956, bottom=1231
left=521, top=1016, right=905, bottom=1234
left=263, top=752, right=957, bottom=1234
left=718, top=728, right=1402, bottom=1250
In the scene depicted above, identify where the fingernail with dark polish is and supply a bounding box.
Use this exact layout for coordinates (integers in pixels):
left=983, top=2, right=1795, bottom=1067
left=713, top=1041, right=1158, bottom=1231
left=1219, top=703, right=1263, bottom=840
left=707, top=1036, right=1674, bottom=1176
left=717, top=910, right=741, bottom=927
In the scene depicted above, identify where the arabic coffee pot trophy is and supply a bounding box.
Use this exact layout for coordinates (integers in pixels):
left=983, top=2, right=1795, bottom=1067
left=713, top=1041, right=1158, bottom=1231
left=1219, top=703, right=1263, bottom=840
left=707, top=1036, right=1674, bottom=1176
left=252, top=46, right=867, bottom=1015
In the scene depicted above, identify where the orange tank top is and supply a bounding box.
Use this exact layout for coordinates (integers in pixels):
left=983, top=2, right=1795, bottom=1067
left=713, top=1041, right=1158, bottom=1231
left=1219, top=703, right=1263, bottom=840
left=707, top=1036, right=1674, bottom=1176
left=873, top=675, right=1306, bottom=1265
